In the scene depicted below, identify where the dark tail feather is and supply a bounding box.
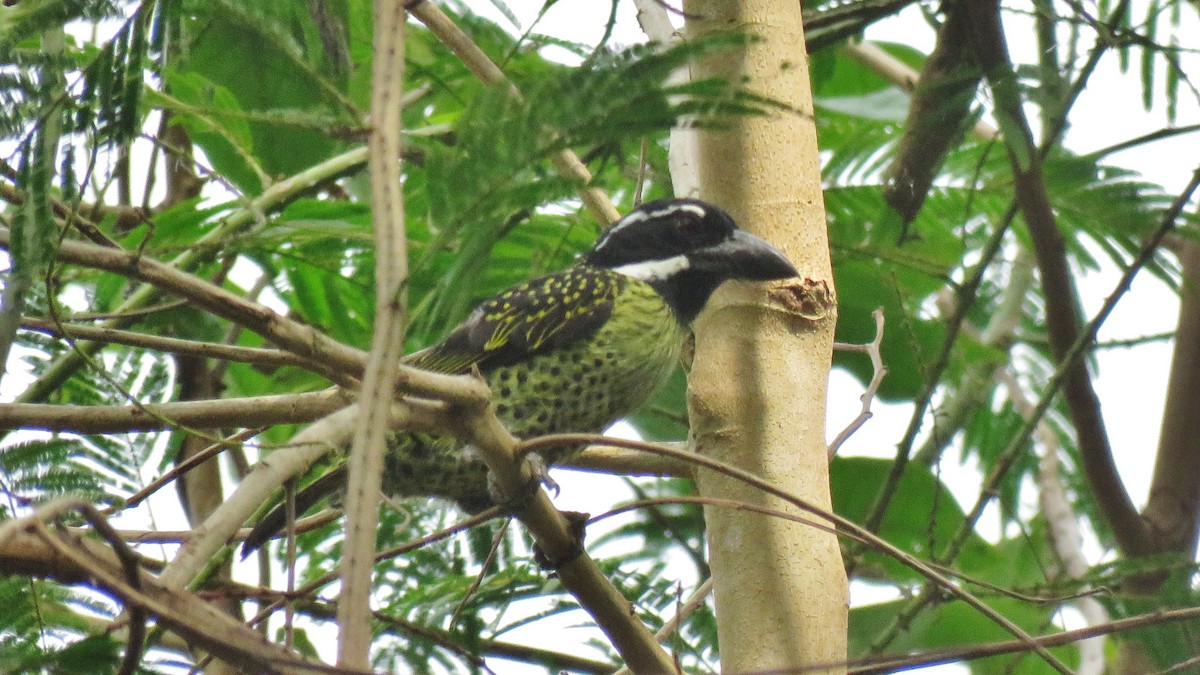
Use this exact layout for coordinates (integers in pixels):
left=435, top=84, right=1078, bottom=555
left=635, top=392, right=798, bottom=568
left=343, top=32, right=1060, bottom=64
left=240, top=468, right=346, bottom=557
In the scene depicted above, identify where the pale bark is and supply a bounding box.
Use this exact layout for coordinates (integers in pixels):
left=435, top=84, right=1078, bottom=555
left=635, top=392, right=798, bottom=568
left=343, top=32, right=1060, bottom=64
left=683, top=1, right=846, bottom=671
left=336, top=0, right=408, bottom=665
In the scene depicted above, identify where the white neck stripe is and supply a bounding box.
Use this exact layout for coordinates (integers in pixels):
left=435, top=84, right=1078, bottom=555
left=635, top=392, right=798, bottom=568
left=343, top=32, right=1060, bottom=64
left=611, top=254, right=691, bottom=281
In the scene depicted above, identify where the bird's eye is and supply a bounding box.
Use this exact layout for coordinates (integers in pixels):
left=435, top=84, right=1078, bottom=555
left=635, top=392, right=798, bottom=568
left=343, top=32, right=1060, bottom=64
left=675, top=217, right=705, bottom=240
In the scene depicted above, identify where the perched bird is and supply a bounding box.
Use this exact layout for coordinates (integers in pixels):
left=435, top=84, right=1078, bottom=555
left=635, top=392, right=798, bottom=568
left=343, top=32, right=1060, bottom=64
left=243, top=198, right=796, bottom=553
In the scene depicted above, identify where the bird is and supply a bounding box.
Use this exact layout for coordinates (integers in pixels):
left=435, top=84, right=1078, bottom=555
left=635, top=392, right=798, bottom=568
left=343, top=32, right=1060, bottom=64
left=242, top=198, right=797, bottom=554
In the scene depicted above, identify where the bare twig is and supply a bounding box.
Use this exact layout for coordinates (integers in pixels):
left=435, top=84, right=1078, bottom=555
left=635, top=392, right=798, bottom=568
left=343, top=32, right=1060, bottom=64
left=337, top=1, right=410, bottom=664
left=829, top=604, right=1200, bottom=673
left=245, top=508, right=503, bottom=631
left=20, top=316, right=316, bottom=370
left=407, top=1, right=620, bottom=225
left=611, top=576, right=714, bottom=675
left=864, top=0, right=1134, bottom=540
left=158, top=400, right=455, bottom=589
left=0, top=227, right=494, bottom=407
left=0, top=389, right=353, bottom=434
left=450, top=392, right=678, bottom=671
left=14, top=145, right=371, bottom=405
left=118, top=427, right=263, bottom=512
left=1001, top=368, right=1108, bottom=673
left=0, top=499, right=330, bottom=674
left=519, top=434, right=1071, bottom=673
left=940, top=166, right=1200, bottom=565
left=829, top=307, right=888, bottom=457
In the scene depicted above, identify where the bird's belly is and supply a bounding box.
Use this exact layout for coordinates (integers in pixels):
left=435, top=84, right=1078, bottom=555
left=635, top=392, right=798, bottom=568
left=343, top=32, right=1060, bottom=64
left=487, top=312, right=684, bottom=456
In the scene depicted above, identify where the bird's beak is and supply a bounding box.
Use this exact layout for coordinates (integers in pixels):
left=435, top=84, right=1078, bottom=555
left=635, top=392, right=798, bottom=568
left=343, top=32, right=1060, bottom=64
left=692, top=229, right=798, bottom=281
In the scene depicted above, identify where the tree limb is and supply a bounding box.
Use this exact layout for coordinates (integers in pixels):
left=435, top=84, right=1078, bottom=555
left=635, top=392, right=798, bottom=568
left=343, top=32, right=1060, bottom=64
left=337, top=0, right=409, bottom=665
left=0, top=500, right=333, bottom=674
left=407, top=1, right=620, bottom=225
left=0, top=389, right=353, bottom=433
left=966, top=0, right=1152, bottom=556
left=0, top=226, right=493, bottom=407
left=20, top=316, right=317, bottom=370
left=1146, top=239, right=1200, bottom=556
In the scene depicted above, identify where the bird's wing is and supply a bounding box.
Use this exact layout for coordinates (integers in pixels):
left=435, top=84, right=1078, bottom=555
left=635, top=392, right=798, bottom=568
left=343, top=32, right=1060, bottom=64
left=406, top=268, right=622, bottom=374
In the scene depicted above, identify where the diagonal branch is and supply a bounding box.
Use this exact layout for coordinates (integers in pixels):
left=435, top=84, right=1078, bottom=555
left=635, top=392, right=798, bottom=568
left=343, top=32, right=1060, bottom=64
left=520, top=433, right=1072, bottom=674
left=966, top=0, right=1152, bottom=556
left=20, top=316, right=317, bottom=370
left=449, top=393, right=678, bottom=671
left=0, top=227, right=491, bottom=407
left=158, top=400, right=453, bottom=589
left=14, top=146, right=370, bottom=405
left=0, top=499, right=331, bottom=674
left=407, top=1, right=620, bottom=225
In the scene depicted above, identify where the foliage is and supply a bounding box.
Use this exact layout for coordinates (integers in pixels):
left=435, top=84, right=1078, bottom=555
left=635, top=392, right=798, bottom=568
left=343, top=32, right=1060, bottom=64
left=1, top=0, right=1199, bottom=672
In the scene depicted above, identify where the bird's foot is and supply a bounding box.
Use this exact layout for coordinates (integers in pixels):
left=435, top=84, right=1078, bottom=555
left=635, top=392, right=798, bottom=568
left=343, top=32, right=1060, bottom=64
left=487, top=452, right=558, bottom=511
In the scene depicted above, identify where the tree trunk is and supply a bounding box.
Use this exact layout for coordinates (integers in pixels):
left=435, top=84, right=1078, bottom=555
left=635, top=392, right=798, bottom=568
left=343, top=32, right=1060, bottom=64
left=684, top=2, right=846, bottom=671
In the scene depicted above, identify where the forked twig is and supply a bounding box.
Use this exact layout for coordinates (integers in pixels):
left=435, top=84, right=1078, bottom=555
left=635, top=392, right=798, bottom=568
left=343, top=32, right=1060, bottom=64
left=829, top=308, right=888, bottom=457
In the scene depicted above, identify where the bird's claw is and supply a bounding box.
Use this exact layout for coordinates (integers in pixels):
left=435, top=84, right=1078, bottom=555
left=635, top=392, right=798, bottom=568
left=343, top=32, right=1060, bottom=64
left=487, top=452, right=558, bottom=511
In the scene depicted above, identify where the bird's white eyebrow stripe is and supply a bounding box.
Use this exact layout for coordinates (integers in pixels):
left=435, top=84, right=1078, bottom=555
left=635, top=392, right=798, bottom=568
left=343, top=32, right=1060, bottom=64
left=594, top=202, right=708, bottom=250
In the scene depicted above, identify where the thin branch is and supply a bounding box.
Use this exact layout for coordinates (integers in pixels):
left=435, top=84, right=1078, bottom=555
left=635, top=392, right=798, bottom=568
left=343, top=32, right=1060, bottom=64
left=869, top=160, right=1200, bottom=646
left=0, top=390, right=353, bottom=434
left=158, top=400, right=456, bottom=589
left=1001, top=369, right=1109, bottom=673
left=864, top=201, right=1018, bottom=533
left=14, top=145, right=371, bottom=405
left=0, top=499, right=332, bottom=674
left=20, top=316, right=317, bottom=370
left=1089, top=123, right=1200, bottom=160
left=967, top=0, right=1150, bottom=556
left=102, top=511, right=341, bottom=544
left=940, top=166, right=1200, bottom=564
left=612, top=576, right=714, bottom=675
left=0, top=227, right=494, bottom=407
left=449, top=390, right=677, bottom=671
left=407, top=1, right=620, bottom=225
left=519, top=434, right=1072, bottom=674
left=830, top=604, right=1200, bottom=673
left=559, top=442, right=692, bottom=477
left=240, top=509, right=504, bottom=645
left=119, top=428, right=262, bottom=512
left=829, top=307, right=888, bottom=457
left=865, top=0, right=1133, bottom=541
left=337, top=0, right=409, bottom=665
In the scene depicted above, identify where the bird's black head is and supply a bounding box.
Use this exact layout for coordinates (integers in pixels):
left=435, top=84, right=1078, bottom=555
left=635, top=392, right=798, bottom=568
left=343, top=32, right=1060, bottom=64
left=582, top=199, right=797, bottom=323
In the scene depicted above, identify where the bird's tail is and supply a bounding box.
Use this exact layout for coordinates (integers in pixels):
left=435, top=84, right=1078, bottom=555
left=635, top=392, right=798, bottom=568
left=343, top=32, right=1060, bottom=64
left=240, top=467, right=346, bottom=557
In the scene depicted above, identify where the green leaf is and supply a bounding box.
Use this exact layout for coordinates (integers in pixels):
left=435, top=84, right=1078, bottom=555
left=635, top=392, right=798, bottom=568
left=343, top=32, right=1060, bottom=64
left=155, top=71, right=263, bottom=194
left=850, top=597, right=1074, bottom=673
left=832, top=456, right=993, bottom=580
